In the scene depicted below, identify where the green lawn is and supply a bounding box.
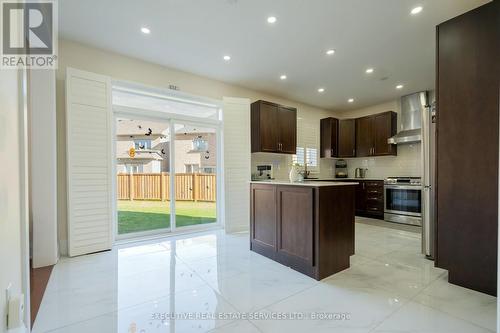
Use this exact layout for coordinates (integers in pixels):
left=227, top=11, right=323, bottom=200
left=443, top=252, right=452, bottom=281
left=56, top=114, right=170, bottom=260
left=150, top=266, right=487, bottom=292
left=118, top=200, right=216, bottom=234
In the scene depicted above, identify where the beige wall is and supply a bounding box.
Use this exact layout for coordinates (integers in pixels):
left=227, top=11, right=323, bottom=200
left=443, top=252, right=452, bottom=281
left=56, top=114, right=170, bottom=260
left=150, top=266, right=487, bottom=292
left=56, top=39, right=337, bottom=253
left=0, top=71, right=25, bottom=330
left=338, top=100, right=422, bottom=179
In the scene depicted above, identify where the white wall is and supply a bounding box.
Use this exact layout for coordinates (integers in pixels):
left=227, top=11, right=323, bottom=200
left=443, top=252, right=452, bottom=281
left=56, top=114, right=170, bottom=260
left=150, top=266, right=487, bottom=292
left=56, top=39, right=337, bottom=251
left=29, top=69, right=58, bottom=268
left=0, top=70, right=26, bottom=331
left=338, top=100, right=422, bottom=179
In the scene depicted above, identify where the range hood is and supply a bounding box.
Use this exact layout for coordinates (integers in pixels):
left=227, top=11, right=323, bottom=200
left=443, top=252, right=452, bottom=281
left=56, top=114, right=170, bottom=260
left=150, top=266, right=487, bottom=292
left=388, top=91, right=428, bottom=145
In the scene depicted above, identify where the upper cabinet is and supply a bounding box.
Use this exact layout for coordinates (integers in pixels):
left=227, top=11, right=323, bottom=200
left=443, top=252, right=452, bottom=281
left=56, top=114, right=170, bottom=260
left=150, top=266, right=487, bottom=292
left=320, top=117, right=338, bottom=158
left=338, top=119, right=356, bottom=158
left=356, top=111, right=397, bottom=157
left=251, top=100, right=297, bottom=154
left=320, top=112, right=396, bottom=158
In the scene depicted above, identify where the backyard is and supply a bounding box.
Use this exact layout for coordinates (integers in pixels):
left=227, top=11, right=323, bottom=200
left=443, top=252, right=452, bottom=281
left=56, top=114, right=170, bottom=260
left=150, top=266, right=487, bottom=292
left=117, top=200, right=216, bottom=234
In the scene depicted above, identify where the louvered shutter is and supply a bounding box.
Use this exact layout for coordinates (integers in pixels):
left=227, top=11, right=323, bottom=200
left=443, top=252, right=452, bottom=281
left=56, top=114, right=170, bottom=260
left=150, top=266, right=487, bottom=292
left=66, top=68, right=113, bottom=256
left=222, top=97, right=251, bottom=233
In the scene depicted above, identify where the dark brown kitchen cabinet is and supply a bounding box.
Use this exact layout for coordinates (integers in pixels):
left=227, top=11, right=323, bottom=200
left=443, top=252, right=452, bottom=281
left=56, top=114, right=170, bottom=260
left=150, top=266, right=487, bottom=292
left=374, top=112, right=397, bottom=156
left=436, top=0, right=499, bottom=296
left=278, top=106, right=298, bottom=154
left=320, top=117, right=339, bottom=158
left=338, top=119, right=356, bottom=157
left=277, top=186, right=314, bottom=269
left=250, top=183, right=356, bottom=280
left=251, top=100, right=297, bottom=154
left=250, top=184, right=277, bottom=257
left=356, top=112, right=397, bottom=157
left=355, top=116, right=373, bottom=157
left=354, top=180, right=384, bottom=219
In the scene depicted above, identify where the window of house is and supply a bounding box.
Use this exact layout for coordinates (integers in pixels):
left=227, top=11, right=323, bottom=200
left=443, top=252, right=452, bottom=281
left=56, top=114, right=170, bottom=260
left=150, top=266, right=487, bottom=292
left=134, top=139, right=151, bottom=150
left=126, top=164, right=143, bottom=173
left=185, top=164, right=200, bottom=173
left=201, top=167, right=216, bottom=174
left=293, top=147, right=318, bottom=170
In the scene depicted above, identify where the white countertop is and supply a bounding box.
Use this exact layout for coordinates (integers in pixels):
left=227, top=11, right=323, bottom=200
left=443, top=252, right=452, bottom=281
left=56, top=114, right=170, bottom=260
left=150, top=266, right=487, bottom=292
left=249, top=180, right=359, bottom=187
left=305, top=178, right=384, bottom=181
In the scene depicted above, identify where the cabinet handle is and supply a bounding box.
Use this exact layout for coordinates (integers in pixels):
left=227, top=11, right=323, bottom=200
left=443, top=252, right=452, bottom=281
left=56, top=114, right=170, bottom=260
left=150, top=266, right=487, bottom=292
left=331, top=148, right=334, bottom=157
left=353, top=148, right=355, bottom=156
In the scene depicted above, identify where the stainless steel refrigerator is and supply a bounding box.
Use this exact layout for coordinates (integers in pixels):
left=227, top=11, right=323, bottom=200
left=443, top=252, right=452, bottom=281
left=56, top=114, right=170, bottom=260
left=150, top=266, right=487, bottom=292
left=422, top=91, right=436, bottom=259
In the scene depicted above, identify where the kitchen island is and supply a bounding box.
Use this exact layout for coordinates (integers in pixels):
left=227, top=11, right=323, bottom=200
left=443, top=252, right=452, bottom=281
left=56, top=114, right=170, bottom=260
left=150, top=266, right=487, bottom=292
left=250, top=180, right=358, bottom=280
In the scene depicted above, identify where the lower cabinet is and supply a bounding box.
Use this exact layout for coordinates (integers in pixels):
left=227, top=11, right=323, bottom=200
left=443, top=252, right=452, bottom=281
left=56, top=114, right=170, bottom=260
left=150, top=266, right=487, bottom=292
left=337, top=180, right=385, bottom=220
left=276, top=186, right=314, bottom=269
left=250, top=183, right=356, bottom=280
left=250, top=184, right=277, bottom=256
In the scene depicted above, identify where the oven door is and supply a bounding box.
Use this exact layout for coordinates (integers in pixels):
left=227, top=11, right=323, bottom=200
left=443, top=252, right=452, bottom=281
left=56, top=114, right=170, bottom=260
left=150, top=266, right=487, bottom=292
left=384, top=185, right=422, bottom=217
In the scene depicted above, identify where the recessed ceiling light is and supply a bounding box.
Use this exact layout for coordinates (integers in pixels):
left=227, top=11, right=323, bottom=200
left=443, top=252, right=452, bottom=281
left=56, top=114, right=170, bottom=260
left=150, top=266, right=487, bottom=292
left=411, top=6, right=423, bottom=15
left=223, top=55, right=231, bottom=61
left=318, top=88, right=325, bottom=93
left=267, top=16, right=277, bottom=24
left=396, top=84, right=404, bottom=89
left=365, top=68, right=374, bottom=74
left=280, top=74, right=287, bottom=80
left=348, top=98, right=354, bottom=103
left=141, top=27, right=151, bottom=34
left=326, top=49, right=335, bottom=55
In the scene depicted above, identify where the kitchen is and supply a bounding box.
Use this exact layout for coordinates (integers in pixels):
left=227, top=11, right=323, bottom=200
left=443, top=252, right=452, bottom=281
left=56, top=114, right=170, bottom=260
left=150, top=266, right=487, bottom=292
left=249, top=90, right=433, bottom=276
left=248, top=2, right=497, bottom=304
left=13, top=1, right=498, bottom=332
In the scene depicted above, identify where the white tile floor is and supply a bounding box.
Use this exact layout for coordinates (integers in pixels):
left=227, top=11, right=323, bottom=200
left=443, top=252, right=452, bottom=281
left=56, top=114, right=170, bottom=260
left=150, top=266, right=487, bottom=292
left=33, top=217, right=497, bottom=333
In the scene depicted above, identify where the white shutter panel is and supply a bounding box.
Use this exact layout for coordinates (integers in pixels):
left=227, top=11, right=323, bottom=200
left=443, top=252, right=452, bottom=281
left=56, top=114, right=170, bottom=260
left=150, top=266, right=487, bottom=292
left=66, top=68, right=113, bottom=257
left=222, top=97, right=251, bottom=233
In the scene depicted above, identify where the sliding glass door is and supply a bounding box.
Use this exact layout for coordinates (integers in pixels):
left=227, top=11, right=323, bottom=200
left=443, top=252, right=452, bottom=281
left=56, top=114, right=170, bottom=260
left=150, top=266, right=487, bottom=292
left=115, top=117, right=220, bottom=238
left=115, top=117, right=172, bottom=236
left=113, top=81, right=222, bottom=239
left=172, top=122, right=218, bottom=230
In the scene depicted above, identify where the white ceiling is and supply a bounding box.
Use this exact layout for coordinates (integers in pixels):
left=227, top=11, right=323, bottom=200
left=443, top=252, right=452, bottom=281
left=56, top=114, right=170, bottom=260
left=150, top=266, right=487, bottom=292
left=59, top=0, right=489, bottom=111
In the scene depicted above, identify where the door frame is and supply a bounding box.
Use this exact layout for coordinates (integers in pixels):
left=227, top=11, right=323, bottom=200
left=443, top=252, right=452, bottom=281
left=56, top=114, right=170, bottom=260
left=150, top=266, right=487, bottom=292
left=112, top=98, right=224, bottom=241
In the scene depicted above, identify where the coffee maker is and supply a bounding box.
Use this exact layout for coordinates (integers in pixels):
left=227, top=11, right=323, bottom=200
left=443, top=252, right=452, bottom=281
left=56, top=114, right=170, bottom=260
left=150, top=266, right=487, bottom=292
left=252, top=164, right=274, bottom=180
left=335, top=159, right=348, bottom=178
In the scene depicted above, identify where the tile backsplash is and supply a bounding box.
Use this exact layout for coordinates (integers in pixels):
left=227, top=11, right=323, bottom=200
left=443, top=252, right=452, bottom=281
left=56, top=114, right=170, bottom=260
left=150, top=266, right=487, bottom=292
left=342, top=143, right=421, bottom=179
left=252, top=143, right=421, bottom=181
left=251, top=153, right=335, bottom=180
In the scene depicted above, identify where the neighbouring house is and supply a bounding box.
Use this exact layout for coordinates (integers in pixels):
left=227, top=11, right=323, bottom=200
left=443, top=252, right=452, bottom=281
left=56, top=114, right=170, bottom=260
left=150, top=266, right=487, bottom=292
left=116, top=119, right=217, bottom=174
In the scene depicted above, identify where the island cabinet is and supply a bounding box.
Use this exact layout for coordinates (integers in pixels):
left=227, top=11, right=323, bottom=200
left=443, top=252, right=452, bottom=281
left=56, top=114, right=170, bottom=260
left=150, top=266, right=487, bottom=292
left=356, top=111, right=397, bottom=157
left=251, top=100, right=297, bottom=154
left=250, top=182, right=356, bottom=280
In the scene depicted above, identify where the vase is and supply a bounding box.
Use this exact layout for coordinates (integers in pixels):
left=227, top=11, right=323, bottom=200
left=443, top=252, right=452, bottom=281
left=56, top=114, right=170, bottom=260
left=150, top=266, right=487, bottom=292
left=289, top=165, right=300, bottom=182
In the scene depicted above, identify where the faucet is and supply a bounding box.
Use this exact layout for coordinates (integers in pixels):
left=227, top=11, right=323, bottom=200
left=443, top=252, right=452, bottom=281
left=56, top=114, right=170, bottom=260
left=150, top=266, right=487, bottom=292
left=301, top=162, right=313, bottom=179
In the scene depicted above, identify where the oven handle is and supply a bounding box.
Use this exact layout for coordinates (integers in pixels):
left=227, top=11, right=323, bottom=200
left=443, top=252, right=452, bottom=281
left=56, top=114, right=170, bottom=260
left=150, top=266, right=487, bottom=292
left=384, top=185, right=423, bottom=190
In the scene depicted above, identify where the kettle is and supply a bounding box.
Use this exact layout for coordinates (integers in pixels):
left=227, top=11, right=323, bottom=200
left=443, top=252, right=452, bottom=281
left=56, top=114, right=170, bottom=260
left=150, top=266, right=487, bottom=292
left=355, top=168, right=368, bottom=178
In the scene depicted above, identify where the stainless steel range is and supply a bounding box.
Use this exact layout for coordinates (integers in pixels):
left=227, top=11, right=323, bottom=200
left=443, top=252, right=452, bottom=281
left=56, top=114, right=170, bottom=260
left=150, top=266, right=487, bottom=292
left=384, top=177, right=422, bottom=226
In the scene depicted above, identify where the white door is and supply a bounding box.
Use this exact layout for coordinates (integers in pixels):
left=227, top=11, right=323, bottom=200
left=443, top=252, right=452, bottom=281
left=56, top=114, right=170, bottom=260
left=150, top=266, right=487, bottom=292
left=66, top=68, right=113, bottom=256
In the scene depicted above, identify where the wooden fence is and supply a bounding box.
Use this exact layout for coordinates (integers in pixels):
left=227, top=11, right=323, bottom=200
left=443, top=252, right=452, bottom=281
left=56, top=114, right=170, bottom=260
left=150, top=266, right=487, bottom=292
left=117, top=173, right=216, bottom=202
